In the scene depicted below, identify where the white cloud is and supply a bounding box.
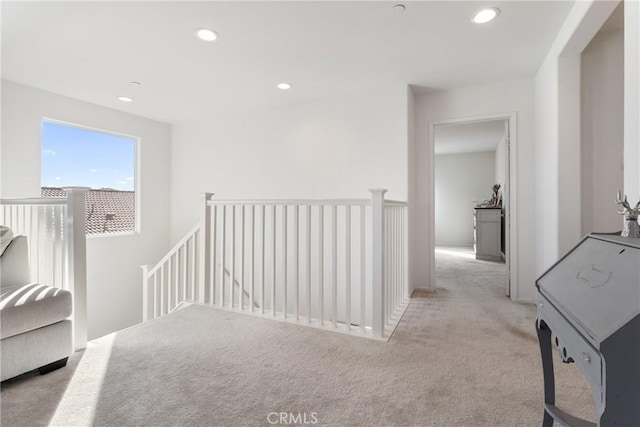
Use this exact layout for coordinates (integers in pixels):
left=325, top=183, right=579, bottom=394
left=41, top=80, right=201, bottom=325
left=42, top=149, right=56, bottom=156
left=125, top=177, right=134, bottom=181
left=55, top=176, right=62, bottom=181
left=90, top=169, right=97, bottom=173
left=118, top=181, right=126, bottom=184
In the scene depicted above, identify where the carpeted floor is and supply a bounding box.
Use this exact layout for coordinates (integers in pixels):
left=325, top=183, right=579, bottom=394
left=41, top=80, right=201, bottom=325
left=0, top=249, right=595, bottom=426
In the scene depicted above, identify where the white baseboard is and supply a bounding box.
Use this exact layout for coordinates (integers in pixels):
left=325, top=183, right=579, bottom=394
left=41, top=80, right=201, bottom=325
left=411, top=286, right=434, bottom=295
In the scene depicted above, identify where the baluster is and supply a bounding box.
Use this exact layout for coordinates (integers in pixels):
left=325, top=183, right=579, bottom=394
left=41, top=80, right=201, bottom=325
left=294, top=205, right=299, bottom=320
left=306, top=205, right=311, bottom=323
left=271, top=205, right=276, bottom=316
left=17, top=205, right=22, bottom=233
left=397, top=207, right=401, bottom=311
left=345, top=205, right=351, bottom=330
left=53, top=206, right=61, bottom=289
left=401, top=207, right=406, bottom=300
left=318, top=206, right=324, bottom=325
left=220, top=206, right=226, bottom=306
left=59, top=205, right=65, bottom=289
left=392, top=207, right=396, bottom=316
left=168, top=254, right=173, bottom=311
left=160, top=264, right=165, bottom=315
left=240, top=205, right=245, bottom=310
left=231, top=205, right=236, bottom=308
left=33, top=206, right=40, bottom=283
left=395, top=207, right=398, bottom=312
left=396, top=207, right=400, bottom=311
left=181, top=245, right=187, bottom=303
left=191, top=233, right=197, bottom=301
left=141, top=265, right=149, bottom=321
left=388, top=207, right=391, bottom=317
left=282, top=205, right=288, bottom=318
left=62, top=205, right=67, bottom=289
left=332, top=205, right=337, bottom=328
left=360, top=205, right=366, bottom=333
left=35, top=206, right=42, bottom=283
left=154, top=272, right=159, bottom=319
left=211, top=205, right=217, bottom=305
left=261, top=205, right=265, bottom=314
left=250, top=205, right=255, bottom=312
left=387, top=207, right=391, bottom=322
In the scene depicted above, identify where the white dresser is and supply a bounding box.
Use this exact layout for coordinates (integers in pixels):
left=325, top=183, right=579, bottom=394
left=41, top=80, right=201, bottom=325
left=473, top=208, right=502, bottom=261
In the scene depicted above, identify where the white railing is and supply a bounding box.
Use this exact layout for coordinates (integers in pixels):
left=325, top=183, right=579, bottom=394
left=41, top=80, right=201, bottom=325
left=0, top=187, right=89, bottom=350
left=142, top=189, right=409, bottom=340
left=140, top=224, right=201, bottom=321
left=383, top=200, right=410, bottom=331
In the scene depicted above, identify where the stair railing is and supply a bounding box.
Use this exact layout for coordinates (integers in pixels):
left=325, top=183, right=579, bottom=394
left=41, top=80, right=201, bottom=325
left=142, top=190, right=409, bottom=339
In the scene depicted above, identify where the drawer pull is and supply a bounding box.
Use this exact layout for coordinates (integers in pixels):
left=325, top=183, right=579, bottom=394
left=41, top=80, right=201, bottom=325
left=538, top=302, right=544, bottom=308
left=582, top=353, right=591, bottom=363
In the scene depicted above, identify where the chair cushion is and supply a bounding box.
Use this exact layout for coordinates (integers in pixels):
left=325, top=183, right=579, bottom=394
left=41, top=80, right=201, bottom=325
left=0, top=236, right=31, bottom=290
left=0, top=284, right=72, bottom=339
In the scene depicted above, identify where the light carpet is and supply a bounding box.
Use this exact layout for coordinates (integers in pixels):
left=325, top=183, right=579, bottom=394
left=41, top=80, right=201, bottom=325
left=0, top=250, right=594, bottom=426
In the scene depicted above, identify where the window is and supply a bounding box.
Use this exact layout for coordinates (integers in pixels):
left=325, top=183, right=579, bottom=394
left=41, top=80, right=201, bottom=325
left=41, top=120, right=137, bottom=235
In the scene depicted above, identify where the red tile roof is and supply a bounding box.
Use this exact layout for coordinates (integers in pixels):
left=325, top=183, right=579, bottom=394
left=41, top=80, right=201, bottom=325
left=41, top=187, right=135, bottom=235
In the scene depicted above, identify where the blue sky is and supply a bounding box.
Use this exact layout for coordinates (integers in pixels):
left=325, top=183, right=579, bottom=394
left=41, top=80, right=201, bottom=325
left=41, top=121, right=135, bottom=191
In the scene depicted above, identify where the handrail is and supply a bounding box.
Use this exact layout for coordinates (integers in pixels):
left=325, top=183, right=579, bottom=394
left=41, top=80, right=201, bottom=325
left=208, top=199, right=371, bottom=206
left=384, top=200, right=408, bottom=207
left=0, top=198, right=68, bottom=205
left=147, top=223, right=201, bottom=276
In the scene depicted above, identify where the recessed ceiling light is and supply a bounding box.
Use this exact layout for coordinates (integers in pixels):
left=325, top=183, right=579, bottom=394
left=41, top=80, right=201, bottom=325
left=118, top=96, right=133, bottom=103
left=197, top=28, right=219, bottom=42
left=277, top=82, right=292, bottom=90
left=472, top=8, right=500, bottom=24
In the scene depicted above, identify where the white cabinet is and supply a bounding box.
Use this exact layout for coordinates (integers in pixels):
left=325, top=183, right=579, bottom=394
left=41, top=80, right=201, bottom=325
left=474, top=208, right=502, bottom=261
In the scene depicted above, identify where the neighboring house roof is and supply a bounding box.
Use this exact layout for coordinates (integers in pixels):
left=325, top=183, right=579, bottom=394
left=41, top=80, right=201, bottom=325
left=41, top=187, right=135, bottom=235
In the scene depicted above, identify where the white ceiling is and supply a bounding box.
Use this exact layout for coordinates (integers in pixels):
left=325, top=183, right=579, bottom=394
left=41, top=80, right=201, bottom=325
left=1, top=1, right=573, bottom=124
left=434, top=120, right=506, bottom=155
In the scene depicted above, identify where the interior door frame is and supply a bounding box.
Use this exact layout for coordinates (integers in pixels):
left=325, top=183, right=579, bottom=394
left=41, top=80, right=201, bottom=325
left=429, top=112, right=517, bottom=299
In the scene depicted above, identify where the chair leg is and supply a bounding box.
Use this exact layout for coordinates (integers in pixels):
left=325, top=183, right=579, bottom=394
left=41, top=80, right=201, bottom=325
left=38, top=357, right=68, bottom=375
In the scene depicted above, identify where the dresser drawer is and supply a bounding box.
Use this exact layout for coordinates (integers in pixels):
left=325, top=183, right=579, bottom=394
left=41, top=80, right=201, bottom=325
left=474, top=208, right=501, bottom=222
left=537, top=294, right=603, bottom=393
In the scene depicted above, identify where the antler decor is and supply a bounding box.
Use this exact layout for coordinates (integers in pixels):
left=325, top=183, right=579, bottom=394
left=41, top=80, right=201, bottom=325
left=616, top=191, right=640, bottom=238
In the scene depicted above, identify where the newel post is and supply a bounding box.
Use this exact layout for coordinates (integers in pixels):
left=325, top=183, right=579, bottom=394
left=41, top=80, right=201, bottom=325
left=199, top=193, right=214, bottom=304
left=370, top=189, right=387, bottom=338
left=63, top=187, right=89, bottom=351
left=140, top=265, right=149, bottom=322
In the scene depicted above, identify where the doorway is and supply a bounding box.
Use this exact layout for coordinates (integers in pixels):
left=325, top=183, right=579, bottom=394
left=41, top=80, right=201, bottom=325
left=431, top=115, right=513, bottom=297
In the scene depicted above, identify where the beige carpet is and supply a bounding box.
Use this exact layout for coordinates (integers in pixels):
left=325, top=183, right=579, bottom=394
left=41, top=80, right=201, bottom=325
left=0, top=249, right=594, bottom=426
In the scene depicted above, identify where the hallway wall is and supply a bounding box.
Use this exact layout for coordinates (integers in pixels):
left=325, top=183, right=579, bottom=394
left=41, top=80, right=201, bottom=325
left=435, top=151, right=495, bottom=247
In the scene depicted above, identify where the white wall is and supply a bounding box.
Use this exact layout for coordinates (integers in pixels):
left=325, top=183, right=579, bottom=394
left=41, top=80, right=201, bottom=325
left=170, top=87, right=408, bottom=243
left=581, top=26, right=624, bottom=235
left=412, top=79, right=535, bottom=301
left=1, top=80, right=172, bottom=339
left=625, top=0, right=640, bottom=198
left=534, top=0, right=620, bottom=274
left=435, top=151, right=495, bottom=247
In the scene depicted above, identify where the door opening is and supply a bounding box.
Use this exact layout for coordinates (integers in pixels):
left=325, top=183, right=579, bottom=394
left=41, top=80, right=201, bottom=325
left=432, top=116, right=512, bottom=297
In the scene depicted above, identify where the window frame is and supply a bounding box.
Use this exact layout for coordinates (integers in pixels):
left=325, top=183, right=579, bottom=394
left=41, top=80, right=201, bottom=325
left=40, top=118, right=141, bottom=237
